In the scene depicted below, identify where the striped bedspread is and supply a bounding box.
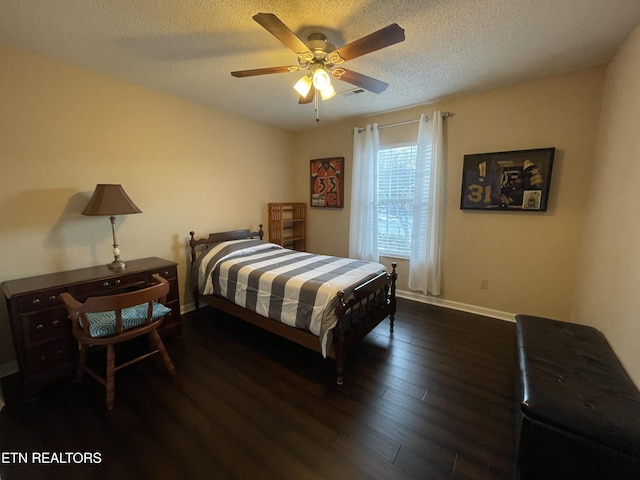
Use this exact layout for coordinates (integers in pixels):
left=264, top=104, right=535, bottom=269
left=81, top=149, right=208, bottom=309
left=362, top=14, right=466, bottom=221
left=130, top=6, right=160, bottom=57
left=196, top=239, right=387, bottom=356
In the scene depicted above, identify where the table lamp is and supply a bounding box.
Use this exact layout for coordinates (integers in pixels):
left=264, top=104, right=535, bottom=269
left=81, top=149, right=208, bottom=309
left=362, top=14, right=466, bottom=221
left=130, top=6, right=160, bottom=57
left=82, top=184, right=142, bottom=271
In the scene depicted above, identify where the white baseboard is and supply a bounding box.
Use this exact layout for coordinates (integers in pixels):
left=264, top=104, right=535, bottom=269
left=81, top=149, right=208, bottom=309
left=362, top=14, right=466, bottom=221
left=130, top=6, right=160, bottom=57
left=396, top=289, right=516, bottom=323
left=181, top=302, right=196, bottom=314
left=0, top=295, right=512, bottom=379
left=182, top=294, right=515, bottom=322
left=0, top=361, right=18, bottom=379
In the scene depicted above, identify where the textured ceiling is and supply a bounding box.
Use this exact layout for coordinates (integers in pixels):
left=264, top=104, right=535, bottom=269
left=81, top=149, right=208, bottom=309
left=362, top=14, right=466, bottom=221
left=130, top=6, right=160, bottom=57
left=1, top=0, right=640, bottom=131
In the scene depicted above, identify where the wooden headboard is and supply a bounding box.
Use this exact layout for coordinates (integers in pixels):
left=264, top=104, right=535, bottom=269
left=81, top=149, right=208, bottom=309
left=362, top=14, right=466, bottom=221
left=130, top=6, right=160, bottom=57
left=188, top=225, right=264, bottom=266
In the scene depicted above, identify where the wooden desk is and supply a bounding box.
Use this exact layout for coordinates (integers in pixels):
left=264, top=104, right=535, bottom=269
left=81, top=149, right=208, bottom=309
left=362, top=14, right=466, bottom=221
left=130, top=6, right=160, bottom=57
left=2, top=257, right=181, bottom=396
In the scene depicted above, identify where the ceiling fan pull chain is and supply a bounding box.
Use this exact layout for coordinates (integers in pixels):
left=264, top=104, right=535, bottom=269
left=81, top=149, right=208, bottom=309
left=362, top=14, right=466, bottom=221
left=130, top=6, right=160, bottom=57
left=315, top=89, right=320, bottom=122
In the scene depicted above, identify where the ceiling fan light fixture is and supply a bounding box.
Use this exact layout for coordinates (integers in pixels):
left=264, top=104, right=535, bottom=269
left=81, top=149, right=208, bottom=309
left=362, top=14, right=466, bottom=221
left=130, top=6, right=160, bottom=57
left=312, top=68, right=331, bottom=90
left=293, top=75, right=313, bottom=97
left=232, top=14, right=406, bottom=121
left=320, top=82, right=336, bottom=101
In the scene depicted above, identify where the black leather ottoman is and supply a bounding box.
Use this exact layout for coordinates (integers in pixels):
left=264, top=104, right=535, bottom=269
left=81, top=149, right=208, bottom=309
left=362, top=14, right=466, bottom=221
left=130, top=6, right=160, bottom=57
left=515, top=315, right=640, bottom=480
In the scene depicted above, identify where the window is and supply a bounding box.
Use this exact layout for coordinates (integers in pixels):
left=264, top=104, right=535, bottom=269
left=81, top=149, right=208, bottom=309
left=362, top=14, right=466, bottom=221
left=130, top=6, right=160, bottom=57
left=378, top=143, right=418, bottom=257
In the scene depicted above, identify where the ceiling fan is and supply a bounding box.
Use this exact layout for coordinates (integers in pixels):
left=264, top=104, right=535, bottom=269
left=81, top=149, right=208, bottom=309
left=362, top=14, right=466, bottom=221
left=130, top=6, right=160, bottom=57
left=231, top=13, right=405, bottom=120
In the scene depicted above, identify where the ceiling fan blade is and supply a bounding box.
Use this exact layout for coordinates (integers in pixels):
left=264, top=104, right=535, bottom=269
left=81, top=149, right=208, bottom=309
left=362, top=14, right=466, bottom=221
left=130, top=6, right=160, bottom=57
left=335, top=69, right=389, bottom=94
left=298, top=86, right=316, bottom=104
left=231, top=66, right=296, bottom=77
left=252, top=13, right=310, bottom=54
left=330, top=24, right=405, bottom=62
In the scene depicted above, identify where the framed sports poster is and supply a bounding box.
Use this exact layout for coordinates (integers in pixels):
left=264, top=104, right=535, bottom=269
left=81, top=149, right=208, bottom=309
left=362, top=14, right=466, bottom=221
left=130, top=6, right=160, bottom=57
left=310, top=157, right=344, bottom=208
left=460, top=148, right=555, bottom=211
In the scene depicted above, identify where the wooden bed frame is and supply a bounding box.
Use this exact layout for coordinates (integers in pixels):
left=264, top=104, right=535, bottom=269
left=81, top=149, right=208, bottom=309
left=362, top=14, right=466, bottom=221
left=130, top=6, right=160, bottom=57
left=189, top=225, right=397, bottom=384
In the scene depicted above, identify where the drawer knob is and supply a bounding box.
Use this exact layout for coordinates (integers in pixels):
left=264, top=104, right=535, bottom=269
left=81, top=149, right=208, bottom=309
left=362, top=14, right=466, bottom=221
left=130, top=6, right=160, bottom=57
left=32, top=298, right=41, bottom=305
left=103, top=281, right=109, bottom=287
left=36, top=323, right=44, bottom=330
left=52, top=320, right=60, bottom=326
left=114, top=279, right=121, bottom=285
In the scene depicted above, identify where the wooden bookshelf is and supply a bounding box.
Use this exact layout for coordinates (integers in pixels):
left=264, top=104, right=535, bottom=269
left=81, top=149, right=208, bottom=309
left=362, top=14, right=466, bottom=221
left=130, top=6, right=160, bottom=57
left=268, top=203, right=306, bottom=251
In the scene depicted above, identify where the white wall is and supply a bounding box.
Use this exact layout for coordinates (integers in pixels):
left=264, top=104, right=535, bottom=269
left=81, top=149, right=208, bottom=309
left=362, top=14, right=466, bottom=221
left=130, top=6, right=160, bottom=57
left=4, top=25, right=640, bottom=390
left=0, top=43, right=295, bottom=370
left=573, top=24, right=640, bottom=386
left=293, top=67, right=605, bottom=322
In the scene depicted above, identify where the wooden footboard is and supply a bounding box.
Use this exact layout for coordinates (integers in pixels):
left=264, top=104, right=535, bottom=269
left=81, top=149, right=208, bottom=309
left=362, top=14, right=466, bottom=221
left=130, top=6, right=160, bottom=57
left=334, top=262, right=397, bottom=384
left=189, top=229, right=397, bottom=384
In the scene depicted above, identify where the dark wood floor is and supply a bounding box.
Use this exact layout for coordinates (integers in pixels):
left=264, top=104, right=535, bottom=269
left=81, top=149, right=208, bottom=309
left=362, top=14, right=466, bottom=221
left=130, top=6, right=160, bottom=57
left=0, top=298, right=517, bottom=480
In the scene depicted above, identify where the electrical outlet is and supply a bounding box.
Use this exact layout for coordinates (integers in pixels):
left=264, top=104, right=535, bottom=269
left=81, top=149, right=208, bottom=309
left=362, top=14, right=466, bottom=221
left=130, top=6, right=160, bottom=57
left=480, top=278, right=489, bottom=290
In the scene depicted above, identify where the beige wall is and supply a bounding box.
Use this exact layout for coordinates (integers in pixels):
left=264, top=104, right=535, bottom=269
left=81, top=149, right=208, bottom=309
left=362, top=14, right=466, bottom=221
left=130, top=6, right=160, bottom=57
left=5, top=35, right=637, bottom=386
left=573, top=25, right=640, bottom=385
left=0, top=44, right=294, bottom=369
left=294, top=67, right=605, bottom=321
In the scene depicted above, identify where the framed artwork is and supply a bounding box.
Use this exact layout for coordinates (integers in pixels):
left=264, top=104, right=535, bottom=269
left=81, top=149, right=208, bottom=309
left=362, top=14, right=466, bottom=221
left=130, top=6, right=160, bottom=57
left=310, top=157, right=344, bottom=208
left=460, top=148, right=555, bottom=211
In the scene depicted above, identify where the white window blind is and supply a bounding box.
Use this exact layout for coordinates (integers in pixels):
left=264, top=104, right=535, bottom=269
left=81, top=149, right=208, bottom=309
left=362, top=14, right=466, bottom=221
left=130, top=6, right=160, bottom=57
left=377, top=144, right=418, bottom=257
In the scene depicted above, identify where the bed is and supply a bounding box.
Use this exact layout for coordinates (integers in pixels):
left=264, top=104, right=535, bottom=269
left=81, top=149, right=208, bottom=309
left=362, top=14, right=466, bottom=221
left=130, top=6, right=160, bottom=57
left=189, top=226, right=397, bottom=384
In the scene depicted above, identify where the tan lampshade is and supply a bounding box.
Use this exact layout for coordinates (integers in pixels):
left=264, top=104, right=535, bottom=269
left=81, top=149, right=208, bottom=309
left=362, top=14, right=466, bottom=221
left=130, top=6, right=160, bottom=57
left=82, top=184, right=142, bottom=216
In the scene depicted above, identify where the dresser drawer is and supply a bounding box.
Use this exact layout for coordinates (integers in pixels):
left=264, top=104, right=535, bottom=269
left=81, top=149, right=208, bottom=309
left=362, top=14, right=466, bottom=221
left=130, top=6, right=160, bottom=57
left=71, top=272, right=147, bottom=299
left=3, top=257, right=181, bottom=397
left=14, top=288, right=66, bottom=313
left=19, top=306, right=71, bottom=346
left=147, top=267, right=178, bottom=302
left=25, top=337, right=75, bottom=375
left=147, top=265, right=177, bottom=282
left=158, top=296, right=182, bottom=337
left=165, top=277, right=179, bottom=301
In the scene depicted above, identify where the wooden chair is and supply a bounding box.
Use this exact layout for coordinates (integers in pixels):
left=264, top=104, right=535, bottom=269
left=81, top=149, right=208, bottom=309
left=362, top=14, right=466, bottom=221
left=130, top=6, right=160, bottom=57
left=59, top=274, right=176, bottom=410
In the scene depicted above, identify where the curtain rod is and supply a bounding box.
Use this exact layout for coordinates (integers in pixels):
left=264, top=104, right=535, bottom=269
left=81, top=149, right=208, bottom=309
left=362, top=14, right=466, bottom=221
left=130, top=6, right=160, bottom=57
left=353, top=111, right=453, bottom=134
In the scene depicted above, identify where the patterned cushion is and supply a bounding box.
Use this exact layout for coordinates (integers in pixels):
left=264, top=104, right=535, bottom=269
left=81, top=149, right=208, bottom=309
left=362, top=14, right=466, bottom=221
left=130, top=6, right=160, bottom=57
left=84, top=302, right=171, bottom=338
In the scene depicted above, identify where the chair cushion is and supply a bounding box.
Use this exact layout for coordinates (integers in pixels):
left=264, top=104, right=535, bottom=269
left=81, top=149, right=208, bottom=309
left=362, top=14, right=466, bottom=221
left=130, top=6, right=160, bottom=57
left=84, top=302, right=171, bottom=338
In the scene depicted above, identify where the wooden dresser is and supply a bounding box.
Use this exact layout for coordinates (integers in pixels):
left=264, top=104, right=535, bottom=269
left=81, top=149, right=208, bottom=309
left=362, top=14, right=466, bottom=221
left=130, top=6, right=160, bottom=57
left=2, top=257, right=181, bottom=397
